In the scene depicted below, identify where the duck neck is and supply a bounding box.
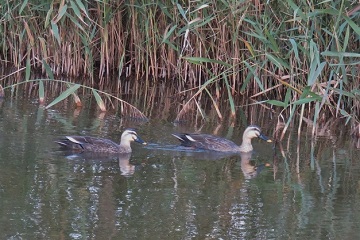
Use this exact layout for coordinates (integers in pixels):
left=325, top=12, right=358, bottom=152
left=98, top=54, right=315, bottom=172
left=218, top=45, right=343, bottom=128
left=119, top=141, right=132, bottom=152
left=239, top=137, right=253, bottom=152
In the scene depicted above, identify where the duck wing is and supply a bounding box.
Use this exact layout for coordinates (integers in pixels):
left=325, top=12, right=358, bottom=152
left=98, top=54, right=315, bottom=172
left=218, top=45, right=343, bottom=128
left=56, top=136, right=118, bottom=152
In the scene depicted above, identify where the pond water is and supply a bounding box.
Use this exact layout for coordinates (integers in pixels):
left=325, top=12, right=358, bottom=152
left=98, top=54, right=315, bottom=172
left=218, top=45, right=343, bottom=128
left=0, top=97, right=360, bottom=239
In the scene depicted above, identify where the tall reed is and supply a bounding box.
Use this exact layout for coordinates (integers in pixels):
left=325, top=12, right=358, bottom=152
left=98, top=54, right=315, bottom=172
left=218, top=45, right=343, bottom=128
left=0, top=0, right=359, bottom=133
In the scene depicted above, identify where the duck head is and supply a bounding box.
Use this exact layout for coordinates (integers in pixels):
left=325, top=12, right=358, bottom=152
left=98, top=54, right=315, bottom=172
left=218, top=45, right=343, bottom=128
left=243, top=125, right=272, bottom=142
left=121, top=128, right=147, bottom=145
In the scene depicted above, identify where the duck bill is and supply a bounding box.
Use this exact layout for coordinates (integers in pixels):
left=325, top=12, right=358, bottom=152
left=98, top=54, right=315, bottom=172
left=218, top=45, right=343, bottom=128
left=135, top=136, right=147, bottom=145
left=259, top=133, right=272, bottom=143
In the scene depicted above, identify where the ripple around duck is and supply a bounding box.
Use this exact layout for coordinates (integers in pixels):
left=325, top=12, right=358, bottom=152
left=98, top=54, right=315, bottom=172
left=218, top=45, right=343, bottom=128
left=144, top=143, right=242, bottom=160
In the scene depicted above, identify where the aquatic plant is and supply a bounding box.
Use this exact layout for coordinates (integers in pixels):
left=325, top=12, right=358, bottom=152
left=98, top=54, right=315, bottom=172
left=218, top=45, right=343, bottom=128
left=0, top=0, right=358, bottom=134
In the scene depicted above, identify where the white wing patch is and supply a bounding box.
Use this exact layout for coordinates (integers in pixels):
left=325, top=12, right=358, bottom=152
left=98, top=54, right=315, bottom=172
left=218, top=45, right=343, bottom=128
left=185, top=135, right=197, bottom=142
left=56, top=141, right=67, bottom=146
left=66, top=136, right=83, bottom=144
left=171, top=134, right=184, bottom=141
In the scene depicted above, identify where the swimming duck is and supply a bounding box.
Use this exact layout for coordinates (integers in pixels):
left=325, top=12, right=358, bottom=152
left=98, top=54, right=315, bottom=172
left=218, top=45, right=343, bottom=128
left=172, top=125, right=271, bottom=153
left=56, top=128, right=147, bottom=153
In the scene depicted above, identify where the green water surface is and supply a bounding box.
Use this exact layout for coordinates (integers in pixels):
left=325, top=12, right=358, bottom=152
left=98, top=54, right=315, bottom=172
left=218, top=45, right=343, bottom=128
left=0, top=98, right=359, bottom=240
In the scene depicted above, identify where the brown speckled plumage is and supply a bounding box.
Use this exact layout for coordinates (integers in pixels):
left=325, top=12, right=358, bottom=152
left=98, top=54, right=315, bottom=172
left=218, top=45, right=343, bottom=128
left=172, top=125, right=271, bottom=153
left=56, top=128, right=146, bottom=153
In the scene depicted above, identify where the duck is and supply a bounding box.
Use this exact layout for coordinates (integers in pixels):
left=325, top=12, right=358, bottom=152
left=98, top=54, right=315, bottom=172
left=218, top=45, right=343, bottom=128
left=56, top=128, right=147, bottom=153
left=172, top=125, right=272, bottom=153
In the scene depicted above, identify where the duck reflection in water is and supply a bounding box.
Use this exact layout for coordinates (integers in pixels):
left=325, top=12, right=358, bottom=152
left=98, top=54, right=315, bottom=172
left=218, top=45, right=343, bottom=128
left=178, top=151, right=271, bottom=179
left=57, top=151, right=142, bottom=177
left=146, top=145, right=271, bottom=179
left=118, top=153, right=141, bottom=177
left=239, top=151, right=271, bottom=179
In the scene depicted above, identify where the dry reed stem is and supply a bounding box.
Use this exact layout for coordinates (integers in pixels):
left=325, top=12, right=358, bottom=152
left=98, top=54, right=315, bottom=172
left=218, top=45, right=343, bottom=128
left=0, top=0, right=358, bottom=128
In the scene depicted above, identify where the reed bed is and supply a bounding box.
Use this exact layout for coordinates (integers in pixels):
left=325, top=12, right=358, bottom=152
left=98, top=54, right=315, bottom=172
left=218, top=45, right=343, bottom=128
left=0, top=0, right=359, bottom=136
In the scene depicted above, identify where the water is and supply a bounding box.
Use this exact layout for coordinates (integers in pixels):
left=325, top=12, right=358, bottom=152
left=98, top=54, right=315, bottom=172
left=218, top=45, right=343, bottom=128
left=0, top=97, right=360, bottom=239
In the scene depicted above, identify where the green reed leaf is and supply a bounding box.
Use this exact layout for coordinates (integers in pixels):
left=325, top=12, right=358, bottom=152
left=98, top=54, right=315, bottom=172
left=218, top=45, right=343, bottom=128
left=70, top=0, right=81, bottom=18
left=25, top=57, right=31, bottom=81
left=300, top=86, right=321, bottom=100
left=223, top=73, right=235, bottom=117
left=293, top=97, right=320, bottom=105
left=51, top=21, right=61, bottom=45
left=75, top=0, right=89, bottom=18
left=340, top=109, right=352, bottom=124
left=289, top=38, right=300, bottom=62
left=330, top=87, right=355, bottom=98
left=243, top=61, right=264, bottom=91
left=267, top=100, right=287, bottom=107
left=307, top=61, right=326, bottom=86
left=321, top=51, right=360, bottom=58
left=162, top=24, right=178, bottom=43
left=284, top=87, right=291, bottom=106
left=265, top=29, right=279, bottom=52
left=265, top=53, right=289, bottom=70
left=343, top=14, right=360, bottom=37
left=39, top=80, right=45, bottom=103
left=19, top=0, right=28, bottom=14
left=286, top=0, right=306, bottom=20
left=45, top=2, right=53, bottom=28
left=191, top=4, right=209, bottom=13
left=55, top=4, right=68, bottom=23
left=92, top=89, right=106, bottom=111
left=157, top=2, right=171, bottom=18
left=300, top=86, right=310, bottom=98
left=183, top=57, right=232, bottom=67
left=343, top=25, right=350, bottom=52
left=66, top=13, right=85, bottom=32
left=42, top=60, right=54, bottom=80
left=176, top=4, right=187, bottom=21
left=46, top=84, right=81, bottom=109
left=241, top=68, right=253, bottom=92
